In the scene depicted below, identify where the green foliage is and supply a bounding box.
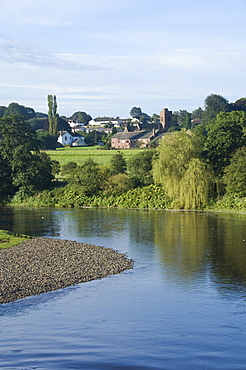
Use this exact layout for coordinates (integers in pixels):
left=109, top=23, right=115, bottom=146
left=48, top=95, right=58, bottom=135
left=10, top=184, right=172, bottom=210
left=104, top=173, right=132, bottom=195
left=0, top=106, right=7, bottom=117
left=151, top=113, right=160, bottom=124
left=178, top=158, right=213, bottom=209
left=60, top=161, right=78, bottom=176
left=0, top=115, right=40, bottom=157
left=0, top=229, right=32, bottom=249
left=127, top=149, right=155, bottom=186
left=1, top=102, right=36, bottom=119
left=68, top=158, right=106, bottom=196
left=51, top=159, right=61, bottom=176
left=130, top=107, right=142, bottom=119
left=153, top=130, right=200, bottom=196
left=223, top=147, right=246, bottom=197
left=203, top=111, right=246, bottom=175
left=203, top=94, right=229, bottom=122
left=83, top=130, right=106, bottom=145
left=191, top=107, right=203, bottom=120
left=110, top=151, right=127, bottom=175
left=36, top=131, right=58, bottom=149
left=0, top=115, right=55, bottom=200
left=0, top=152, right=13, bottom=202
left=209, top=194, right=246, bottom=212
left=70, top=111, right=92, bottom=124
left=230, top=98, right=246, bottom=112
left=153, top=130, right=213, bottom=209
left=172, top=110, right=191, bottom=129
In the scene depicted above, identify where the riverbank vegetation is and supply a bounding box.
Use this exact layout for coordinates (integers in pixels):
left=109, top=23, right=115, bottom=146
left=1, top=94, right=246, bottom=212
left=0, top=229, right=32, bottom=249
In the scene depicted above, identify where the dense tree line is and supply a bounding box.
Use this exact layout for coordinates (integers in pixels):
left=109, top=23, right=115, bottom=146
left=0, top=115, right=59, bottom=202
left=1, top=93, right=246, bottom=210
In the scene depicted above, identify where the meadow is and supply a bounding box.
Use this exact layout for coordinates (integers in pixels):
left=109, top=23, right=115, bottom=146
left=46, top=146, right=144, bottom=166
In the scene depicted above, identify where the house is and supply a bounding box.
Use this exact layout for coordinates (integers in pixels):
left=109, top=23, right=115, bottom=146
left=88, top=117, right=123, bottom=127
left=57, top=131, right=86, bottom=147
left=68, top=120, right=86, bottom=128
left=111, top=130, right=156, bottom=149
left=71, top=138, right=86, bottom=147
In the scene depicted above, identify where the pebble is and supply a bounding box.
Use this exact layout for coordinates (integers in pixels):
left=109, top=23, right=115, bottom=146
left=0, top=237, right=134, bottom=304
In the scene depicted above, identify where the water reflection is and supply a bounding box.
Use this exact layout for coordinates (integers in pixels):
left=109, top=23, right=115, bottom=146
left=1, top=206, right=246, bottom=294
left=154, top=211, right=246, bottom=290
left=154, top=211, right=210, bottom=281
left=1, top=207, right=246, bottom=369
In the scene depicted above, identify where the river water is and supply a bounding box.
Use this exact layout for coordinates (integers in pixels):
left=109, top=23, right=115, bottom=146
left=0, top=206, right=246, bottom=369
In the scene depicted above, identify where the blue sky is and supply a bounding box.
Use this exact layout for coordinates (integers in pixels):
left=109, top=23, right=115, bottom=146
left=0, top=0, right=245, bottom=118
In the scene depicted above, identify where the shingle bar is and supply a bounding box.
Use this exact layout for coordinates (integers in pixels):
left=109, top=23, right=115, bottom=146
left=0, top=237, right=134, bottom=304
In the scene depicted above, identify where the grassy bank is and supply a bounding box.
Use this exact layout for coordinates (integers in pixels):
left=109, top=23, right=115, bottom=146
left=0, top=230, right=32, bottom=249
left=46, top=147, right=143, bottom=166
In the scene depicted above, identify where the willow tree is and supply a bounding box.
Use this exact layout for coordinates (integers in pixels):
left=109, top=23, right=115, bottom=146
left=178, top=158, right=213, bottom=209
left=153, top=130, right=213, bottom=209
left=48, top=94, right=59, bottom=135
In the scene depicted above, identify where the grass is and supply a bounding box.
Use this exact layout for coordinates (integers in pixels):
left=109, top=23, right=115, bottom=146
left=0, top=229, right=32, bottom=249
left=45, top=146, right=144, bottom=166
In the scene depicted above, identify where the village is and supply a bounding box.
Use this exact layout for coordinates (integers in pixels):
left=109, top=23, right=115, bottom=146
left=57, top=108, right=175, bottom=149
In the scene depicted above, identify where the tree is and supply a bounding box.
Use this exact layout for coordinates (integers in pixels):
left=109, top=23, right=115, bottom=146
left=48, top=95, right=59, bottom=135
left=68, top=158, right=105, bottom=196
left=178, top=158, right=213, bottom=209
left=104, top=173, right=132, bottom=195
left=151, top=113, right=160, bottom=124
left=0, top=106, right=7, bottom=118
left=191, top=107, right=203, bottom=120
left=60, top=162, right=77, bottom=176
left=0, top=115, right=40, bottom=159
left=203, top=111, right=246, bottom=175
left=203, top=94, right=229, bottom=122
left=5, top=102, right=36, bottom=119
left=36, top=131, right=58, bottom=150
left=127, top=150, right=155, bottom=186
left=0, top=115, right=55, bottom=198
left=70, top=111, right=92, bottom=125
left=152, top=130, right=213, bottom=208
left=172, top=110, right=191, bottom=130
left=130, top=107, right=142, bottom=119
left=110, top=151, right=126, bottom=175
left=223, top=147, right=246, bottom=197
left=230, top=98, right=246, bottom=112
left=0, top=152, right=13, bottom=201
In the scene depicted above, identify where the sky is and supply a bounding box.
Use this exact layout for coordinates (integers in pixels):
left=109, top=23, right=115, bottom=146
left=0, top=0, right=246, bottom=118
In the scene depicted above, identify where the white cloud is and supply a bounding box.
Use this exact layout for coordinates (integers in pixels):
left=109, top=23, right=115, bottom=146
left=0, top=37, right=112, bottom=71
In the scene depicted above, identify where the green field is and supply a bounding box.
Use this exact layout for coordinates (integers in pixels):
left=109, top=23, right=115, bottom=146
left=46, top=146, right=144, bottom=166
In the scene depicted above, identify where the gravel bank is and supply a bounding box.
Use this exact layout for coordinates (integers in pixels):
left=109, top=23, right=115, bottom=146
left=0, top=237, right=134, bottom=304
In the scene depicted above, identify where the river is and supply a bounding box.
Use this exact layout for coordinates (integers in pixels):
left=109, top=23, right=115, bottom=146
left=0, top=206, right=246, bottom=369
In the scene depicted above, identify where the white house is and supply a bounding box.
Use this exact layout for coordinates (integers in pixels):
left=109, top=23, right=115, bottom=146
left=88, top=118, right=122, bottom=127
left=57, top=131, right=86, bottom=146
left=68, top=120, right=85, bottom=128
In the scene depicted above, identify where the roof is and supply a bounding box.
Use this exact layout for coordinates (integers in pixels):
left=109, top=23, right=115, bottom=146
left=112, top=130, right=153, bottom=140
left=72, top=138, right=85, bottom=143
left=60, top=131, right=83, bottom=138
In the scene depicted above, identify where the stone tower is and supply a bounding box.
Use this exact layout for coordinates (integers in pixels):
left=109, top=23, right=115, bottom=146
left=160, top=108, right=172, bottom=131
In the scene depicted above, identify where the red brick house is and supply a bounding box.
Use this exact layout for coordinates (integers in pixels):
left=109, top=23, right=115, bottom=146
left=111, top=130, right=156, bottom=149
